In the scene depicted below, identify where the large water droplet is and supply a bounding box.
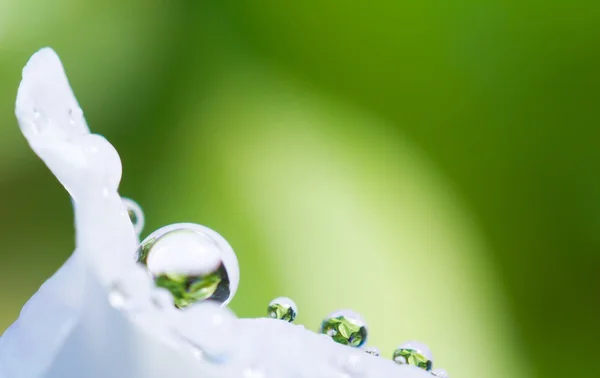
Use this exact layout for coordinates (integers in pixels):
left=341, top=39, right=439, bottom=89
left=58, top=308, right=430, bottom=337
left=122, top=197, right=145, bottom=236
left=267, top=296, right=297, bottom=322
left=320, top=309, right=368, bottom=348
left=393, top=341, right=433, bottom=371
left=136, top=223, right=236, bottom=308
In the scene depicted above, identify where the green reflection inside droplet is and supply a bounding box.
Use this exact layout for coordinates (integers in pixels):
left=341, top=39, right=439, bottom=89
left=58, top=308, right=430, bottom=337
left=320, top=316, right=367, bottom=347
left=136, top=228, right=231, bottom=308
left=393, top=348, right=432, bottom=371
left=267, top=303, right=296, bottom=322
left=154, top=268, right=223, bottom=308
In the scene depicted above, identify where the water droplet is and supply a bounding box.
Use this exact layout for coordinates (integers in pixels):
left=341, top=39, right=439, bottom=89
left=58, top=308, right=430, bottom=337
left=365, top=347, right=380, bottom=356
left=393, top=341, right=433, bottom=371
left=30, top=108, right=42, bottom=134
left=243, top=368, right=266, bottom=378
left=320, top=309, right=367, bottom=348
left=68, top=107, right=83, bottom=126
left=122, top=197, right=145, bottom=236
left=190, top=347, right=204, bottom=360
left=267, top=296, right=297, bottom=322
left=108, top=283, right=128, bottom=309
left=136, top=223, right=234, bottom=308
left=431, top=368, right=449, bottom=378
left=68, top=109, right=75, bottom=126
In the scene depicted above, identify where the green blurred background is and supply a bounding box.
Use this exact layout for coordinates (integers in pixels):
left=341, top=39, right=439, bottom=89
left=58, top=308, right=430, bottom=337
left=1, top=1, right=598, bottom=378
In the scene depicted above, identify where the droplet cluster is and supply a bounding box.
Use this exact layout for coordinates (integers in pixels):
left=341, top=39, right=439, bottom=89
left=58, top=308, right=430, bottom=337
left=128, top=202, right=448, bottom=376
left=264, top=298, right=449, bottom=376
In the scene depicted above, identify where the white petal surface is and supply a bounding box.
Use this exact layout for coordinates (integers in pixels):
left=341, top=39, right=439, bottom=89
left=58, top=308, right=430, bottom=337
left=1, top=48, right=438, bottom=378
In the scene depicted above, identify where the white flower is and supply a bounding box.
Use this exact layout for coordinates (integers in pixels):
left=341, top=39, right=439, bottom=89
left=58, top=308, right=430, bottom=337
left=0, top=48, right=431, bottom=378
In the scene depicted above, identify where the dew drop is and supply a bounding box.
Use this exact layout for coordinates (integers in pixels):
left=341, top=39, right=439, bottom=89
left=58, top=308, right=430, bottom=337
left=431, top=368, right=449, bottom=378
left=122, top=197, right=145, bottom=236
left=136, top=223, right=236, bottom=308
left=365, top=347, right=380, bottom=356
left=108, top=283, right=128, bottom=309
left=320, top=309, right=368, bottom=348
left=68, top=107, right=83, bottom=127
left=190, top=347, right=204, bottom=360
left=30, top=108, right=42, bottom=134
left=393, top=341, right=433, bottom=371
left=68, top=108, right=75, bottom=126
left=243, top=368, right=266, bottom=378
left=267, top=296, right=297, bottom=322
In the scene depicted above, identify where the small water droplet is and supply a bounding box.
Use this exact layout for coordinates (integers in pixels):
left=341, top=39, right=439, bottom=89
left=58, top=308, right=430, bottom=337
left=393, top=341, right=433, bottom=371
left=365, top=347, right=380, bottom=356
left=29, top=108, right=42, bottom=134
left=191, top=347, right=204, bottom=360
left=136, top=224, right=231, bottom=308
left=68, top=107, right=83, bottom=127
left=431, top=368, right=449, bottom=378
left=320, top=309, right=368, bottom=348
left=243, top=368, right=266, bottom=378
left=122, top=197, right=145, bottom=236
left=68, top=108, right=75, bottom=126
left=267, top=296, right=297, bottom=322
left=108, top=284, right=128, bottom=309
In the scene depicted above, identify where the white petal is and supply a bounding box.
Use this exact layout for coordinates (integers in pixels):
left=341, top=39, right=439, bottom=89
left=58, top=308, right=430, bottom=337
left=1, top=48, right=436, bottom=378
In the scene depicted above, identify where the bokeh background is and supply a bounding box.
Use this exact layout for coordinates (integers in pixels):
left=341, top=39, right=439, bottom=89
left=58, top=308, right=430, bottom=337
left=1, top=1, right=599, bottom=378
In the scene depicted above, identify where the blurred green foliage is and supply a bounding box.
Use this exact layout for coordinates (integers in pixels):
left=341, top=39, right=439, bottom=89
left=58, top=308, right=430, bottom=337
left=1, top=1, right=599, bottom=378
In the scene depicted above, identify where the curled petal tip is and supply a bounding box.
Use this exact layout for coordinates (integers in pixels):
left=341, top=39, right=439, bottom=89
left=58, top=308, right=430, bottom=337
left=16, top=47, right=89, bottom=143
